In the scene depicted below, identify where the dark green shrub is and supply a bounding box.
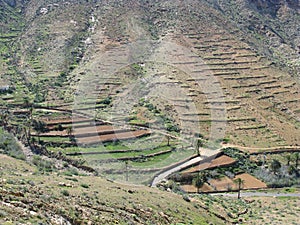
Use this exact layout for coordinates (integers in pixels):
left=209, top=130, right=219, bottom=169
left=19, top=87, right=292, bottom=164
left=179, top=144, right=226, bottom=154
left=63, top=167, right=79, bottom=176
left=81, top=183, right=89, bottom=188
left=61, top=190, right=70, bottom=196
left=100, top=96, right=112, bottom=105
left=32, top=155, right=54, bottom=172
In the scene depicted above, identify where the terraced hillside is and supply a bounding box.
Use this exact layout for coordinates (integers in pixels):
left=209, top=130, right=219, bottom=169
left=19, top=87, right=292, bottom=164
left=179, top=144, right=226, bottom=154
left=67, top=0, right=300, bottom=148
left=1, top=1, right=300, bottom=223
left=0, top=0, right=299, bottom=183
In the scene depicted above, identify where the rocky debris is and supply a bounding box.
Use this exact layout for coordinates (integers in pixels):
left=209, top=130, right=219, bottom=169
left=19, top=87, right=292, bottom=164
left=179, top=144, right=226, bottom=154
left=40, top=7, right=48, bottom=15
left=58, top=182, right=73, bottom=188
left=127, top=189, right=135, bottom=194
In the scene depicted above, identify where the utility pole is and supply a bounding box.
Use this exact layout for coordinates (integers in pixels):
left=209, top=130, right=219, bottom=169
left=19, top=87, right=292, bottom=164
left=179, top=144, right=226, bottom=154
left=125, top=160, right=129, bottom=182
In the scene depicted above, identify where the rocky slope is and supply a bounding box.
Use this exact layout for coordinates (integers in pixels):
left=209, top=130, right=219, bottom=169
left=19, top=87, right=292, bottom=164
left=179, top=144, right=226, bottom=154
left=0, top=154, right=227, bottom=224
left=1, top=0, right=300, bottom=150
left=213, top=0, right=300, bottom=75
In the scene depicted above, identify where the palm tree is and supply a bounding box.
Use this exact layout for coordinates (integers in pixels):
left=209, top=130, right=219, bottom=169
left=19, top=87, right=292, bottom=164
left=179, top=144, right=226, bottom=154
left=21, top=100, right=34, bottom=145
left=195, top=138, right=203, bottom=156
left=22, top=121, right=31, bottom=146
left=286, top=154, right=292, bottom=166
left=233, top=178, right=245, bottom=199
left=21, top=117, right=32, bottom=145
left=292, top=153, right=299, bottom=168
left=192, top=172, right=207, bottom=193
left=32, top=120, right=47, bottom=143
left=166, top=135, right=170, bottom=146
left=66, top=126, right=74, bottom=142
left=23, top=97, right=32, bottom=109
left=270, top=159, right=281, bottom=175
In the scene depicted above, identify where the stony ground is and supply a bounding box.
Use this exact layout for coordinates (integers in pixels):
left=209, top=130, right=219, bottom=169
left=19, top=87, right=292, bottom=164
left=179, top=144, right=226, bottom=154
left=0, top=154, right=227, bottom=225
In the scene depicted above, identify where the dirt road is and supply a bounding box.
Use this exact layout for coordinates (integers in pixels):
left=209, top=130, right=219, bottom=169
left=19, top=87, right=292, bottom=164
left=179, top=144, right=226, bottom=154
left=211, top=192, right=300, bottom=198
left=151, top=148, right=220, bottom=187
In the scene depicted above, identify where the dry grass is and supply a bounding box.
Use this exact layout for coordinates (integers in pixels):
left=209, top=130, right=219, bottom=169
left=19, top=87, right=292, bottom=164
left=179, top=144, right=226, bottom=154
left=0, top=154, right=226, bottom=225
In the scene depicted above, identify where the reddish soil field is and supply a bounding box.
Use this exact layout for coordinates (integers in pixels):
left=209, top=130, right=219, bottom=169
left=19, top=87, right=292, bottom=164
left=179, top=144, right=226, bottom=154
left=184, top=163, right=211, bottom=173
left=37, top=125, right=141, bottom=139
left=184, top=155, right=236, bottom=173
left=77, top=130, right=151, bottom=144
left=181, top=183, right=214, bottom=193
left=210, top=155, right=236, bottom=167
left=234, top=173, right=267, bottom=189
left=181, top=173, right=267, bottom=193
left=73, top=125, right=126, bottom=136
left=209, top=176, right=235, bottom=191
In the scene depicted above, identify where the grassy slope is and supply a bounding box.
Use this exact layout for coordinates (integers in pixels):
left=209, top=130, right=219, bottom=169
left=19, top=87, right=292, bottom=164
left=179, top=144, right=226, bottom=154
left=1, top=153, right=299, bottom=224
left=0, top=154, right=226, bottom=225
left=194, top=193, right=300, bottom=225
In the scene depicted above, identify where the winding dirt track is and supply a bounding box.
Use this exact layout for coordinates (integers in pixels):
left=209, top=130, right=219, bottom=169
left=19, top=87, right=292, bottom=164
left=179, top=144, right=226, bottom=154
left=150, top=144, right=300, bottom=187
left=151, top=148, right=221, bottom=187
left=211, top=192, right=300, bottom=198
left=221, top=144, right=300, bottom=154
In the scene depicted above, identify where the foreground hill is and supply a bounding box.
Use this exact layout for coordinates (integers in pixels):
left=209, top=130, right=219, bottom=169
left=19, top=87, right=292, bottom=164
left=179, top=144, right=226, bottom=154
left=1, top=152, right=299, bottom=224
left=0, top=154, right=227, bottom=224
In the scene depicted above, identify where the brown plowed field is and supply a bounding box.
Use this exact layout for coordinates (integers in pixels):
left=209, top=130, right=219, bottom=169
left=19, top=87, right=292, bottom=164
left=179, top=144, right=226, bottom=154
left=77, top=130, right=151, bottom=144
left=184, top=155, right=236, bottom=173
left=37, top=125, right=121, bottom=137
left=234, top=173, right=267, bottom=189
left=181, top=183, right=214, bottom=193
left=37, top=125, right=119, bottom=137
left=74, top=125, right=126, bottom=136
left=180, top=173, right=267, bottom=193
left=209, top=177, right=235, bottom=191
left=37, top=130, right=67, bottom=136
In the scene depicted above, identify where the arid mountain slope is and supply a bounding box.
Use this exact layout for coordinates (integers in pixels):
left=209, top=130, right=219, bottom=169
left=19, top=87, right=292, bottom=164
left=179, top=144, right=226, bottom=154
left=0, top=0, right=299, bottom=148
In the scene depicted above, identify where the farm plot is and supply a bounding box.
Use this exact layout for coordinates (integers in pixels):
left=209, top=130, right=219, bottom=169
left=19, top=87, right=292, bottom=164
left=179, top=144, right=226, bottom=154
left=234, top=173, right=267, bottom=189
left=181, top=183, right=214, bottom=193
left=33, top=108, right=194, bottom=184
left=181, top=173, right=267, bottom=193
left=76, top=129, right=151, bottom=145
left=36, top=115, right=154, bottom=145
left=184, top=155, right=236, bottom=173
left=74, top=125, right=128, bottom=137
left=208, top=176, right=235, bottom=191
